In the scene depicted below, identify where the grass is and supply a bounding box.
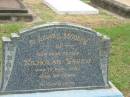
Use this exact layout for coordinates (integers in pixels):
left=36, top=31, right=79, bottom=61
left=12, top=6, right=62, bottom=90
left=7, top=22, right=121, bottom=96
left=96, top=23, right=130, bottom=96
left=0, top=0, right=130, bottom=96
left=24, top=0, right=125, bottom=28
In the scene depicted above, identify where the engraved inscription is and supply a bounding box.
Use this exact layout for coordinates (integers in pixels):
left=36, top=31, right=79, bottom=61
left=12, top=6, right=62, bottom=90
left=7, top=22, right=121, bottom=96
left=29, top=32, right=88, bottom=47
left=2, top=24, right=106, bottom=92
left=21, top=31, right=94, bottom=88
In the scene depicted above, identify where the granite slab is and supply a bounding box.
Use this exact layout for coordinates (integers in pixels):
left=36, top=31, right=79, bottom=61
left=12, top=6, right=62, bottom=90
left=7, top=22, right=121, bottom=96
left=1, top=22, right=110, bottom=93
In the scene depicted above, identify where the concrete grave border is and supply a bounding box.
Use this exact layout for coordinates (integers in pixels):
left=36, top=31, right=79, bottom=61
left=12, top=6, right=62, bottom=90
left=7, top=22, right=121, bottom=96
left=91, top=0, right=130, bottom=18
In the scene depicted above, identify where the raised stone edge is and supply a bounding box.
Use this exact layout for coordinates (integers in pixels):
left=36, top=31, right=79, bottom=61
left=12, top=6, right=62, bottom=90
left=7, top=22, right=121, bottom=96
left=11, top=33, right=20, bottom=38
left=19, top=22, right=102, bottom=36
left=43, top=0, right=99, bottom=15
left=2, top=22, right=109, bottom=41
left=2, top=37, right=11, bottom=42
left=0, top=81, right=124, bottom=97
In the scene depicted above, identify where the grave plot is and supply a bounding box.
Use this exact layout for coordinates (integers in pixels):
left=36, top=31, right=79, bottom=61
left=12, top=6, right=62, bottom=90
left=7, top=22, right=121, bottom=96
left=0, top=0, right=32, bottom=21
left=91, top=0, right=130, bottom=18
left=43, top=0, right=99, bottom=15
left=0, top=22, right=123, bottom=97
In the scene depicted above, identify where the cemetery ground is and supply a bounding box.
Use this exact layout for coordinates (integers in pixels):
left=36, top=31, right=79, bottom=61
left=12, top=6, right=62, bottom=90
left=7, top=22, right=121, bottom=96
left=0, top=0, right=130, bottom=96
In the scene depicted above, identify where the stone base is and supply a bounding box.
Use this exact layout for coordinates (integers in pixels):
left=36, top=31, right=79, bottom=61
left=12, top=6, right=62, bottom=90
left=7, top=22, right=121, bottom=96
left=0, top=82, right=124, bottom=97
left=91, top=0, right=130, bottom=18
left=43, top=0, right=99, bottom=15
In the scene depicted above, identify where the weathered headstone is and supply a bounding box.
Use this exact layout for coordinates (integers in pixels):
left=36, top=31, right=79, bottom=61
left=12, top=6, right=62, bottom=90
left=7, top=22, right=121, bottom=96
left=0, top=0, right=32, bottom=21
left=0, top=23, right=124, bottom=97
left=0, top=22, right=110, bottom=93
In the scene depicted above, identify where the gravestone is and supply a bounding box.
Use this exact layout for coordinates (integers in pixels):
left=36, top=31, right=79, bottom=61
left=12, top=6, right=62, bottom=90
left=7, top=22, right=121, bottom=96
left=1, top=22, right=110, bottom=93
left=0, top=0, right=32, bottom=21
left=0, top=23, right=124, bottom=97
left=43, top=0, right=99, bottom=14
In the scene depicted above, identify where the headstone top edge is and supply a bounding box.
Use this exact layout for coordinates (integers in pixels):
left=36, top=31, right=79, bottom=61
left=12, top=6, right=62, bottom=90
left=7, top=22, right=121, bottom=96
left=2, top=37, right=11, bottom=42
left=11, top=33, right=20, bottom=38
left=96, top=32, right=111, bottom=41
left=103, top=35, right=111, bottom=40
left=19, top=22, right=99, bottom=36
left=96, top=32, right=102, bottom=37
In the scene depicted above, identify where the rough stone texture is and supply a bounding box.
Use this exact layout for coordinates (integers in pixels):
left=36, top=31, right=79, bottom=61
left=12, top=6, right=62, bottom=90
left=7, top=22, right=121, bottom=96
left=0, top=0, right=32, bottom=21
left=91, top=0, right=130, bottom=18
left=43, top=0, right=99, bottom=14
left=1, top=23, right=110, bottom=93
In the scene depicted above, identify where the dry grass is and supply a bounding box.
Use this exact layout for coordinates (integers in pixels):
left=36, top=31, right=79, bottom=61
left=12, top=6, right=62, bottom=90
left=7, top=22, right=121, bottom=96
left=23, top=0, right=130, bottom=28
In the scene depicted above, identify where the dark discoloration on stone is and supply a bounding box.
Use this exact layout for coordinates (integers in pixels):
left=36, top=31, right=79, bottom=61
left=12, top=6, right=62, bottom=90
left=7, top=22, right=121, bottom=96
left=91, top=0, right=130, bottom=18
left=1, top=23, right=110, bottom=93
left=0, top=0, right=32, bottom=21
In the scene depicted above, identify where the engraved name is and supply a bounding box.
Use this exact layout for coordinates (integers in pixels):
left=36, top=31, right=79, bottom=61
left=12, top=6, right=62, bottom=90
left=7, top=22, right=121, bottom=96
left=29, top=32, right=88, bottom=46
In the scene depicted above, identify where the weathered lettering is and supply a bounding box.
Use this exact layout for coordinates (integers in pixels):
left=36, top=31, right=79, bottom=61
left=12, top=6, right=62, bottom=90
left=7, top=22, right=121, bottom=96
left=1, top=23, right=110, bottom=93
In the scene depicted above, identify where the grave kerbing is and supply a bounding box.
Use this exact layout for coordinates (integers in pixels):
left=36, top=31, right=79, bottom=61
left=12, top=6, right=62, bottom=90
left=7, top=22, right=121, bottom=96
left=91, top=0, right=130, bottom=18
left=0, top=0, right=32, bottom=21
left=43, top=0, right=99, bottom=14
